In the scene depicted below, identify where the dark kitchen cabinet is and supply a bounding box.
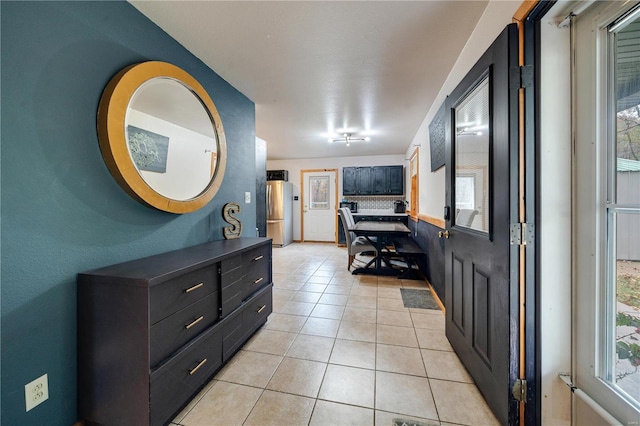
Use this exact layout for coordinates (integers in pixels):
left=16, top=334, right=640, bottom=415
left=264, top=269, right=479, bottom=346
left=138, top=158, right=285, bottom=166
left=344, top=165, right=403, bottom=196
left=343, top=167, right=358, bottom=195
left=343, top=167, right=373, bottom=195
left=387, top=166, right=404, bottom=195
left=357, top=167, right=373, bottom=194
left=373, top=166, right=404, bottom=195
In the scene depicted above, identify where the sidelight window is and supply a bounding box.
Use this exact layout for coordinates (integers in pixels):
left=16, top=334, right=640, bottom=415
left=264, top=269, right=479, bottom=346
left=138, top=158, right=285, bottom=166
left=603, top=10, right=640, bottom=407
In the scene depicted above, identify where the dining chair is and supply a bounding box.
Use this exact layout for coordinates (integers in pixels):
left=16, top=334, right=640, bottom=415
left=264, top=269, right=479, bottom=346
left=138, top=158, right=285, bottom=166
left=342, top=206, right=376, bottom=243
left=456, top=208, right=478, bottom=227
left=338, top=207, right=377, bottom=271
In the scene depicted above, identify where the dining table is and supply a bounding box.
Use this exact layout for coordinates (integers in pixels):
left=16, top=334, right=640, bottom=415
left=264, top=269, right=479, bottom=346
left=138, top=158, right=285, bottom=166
left=350, top=220, right=411, bottom=276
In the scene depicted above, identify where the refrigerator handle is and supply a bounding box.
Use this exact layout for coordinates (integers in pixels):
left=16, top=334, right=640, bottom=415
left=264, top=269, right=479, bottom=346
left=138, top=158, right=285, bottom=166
left=267, top=185, right=272, bottom=217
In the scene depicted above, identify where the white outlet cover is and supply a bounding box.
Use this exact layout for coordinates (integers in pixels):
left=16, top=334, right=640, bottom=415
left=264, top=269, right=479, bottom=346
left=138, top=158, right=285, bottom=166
left=244, top=192, right=251, bottom=203
left=25, top=373, right=49, bottom=412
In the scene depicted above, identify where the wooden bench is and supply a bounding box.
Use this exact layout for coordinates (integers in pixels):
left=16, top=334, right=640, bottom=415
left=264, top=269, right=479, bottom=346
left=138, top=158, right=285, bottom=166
left=392, top=236, right=425, bottom=280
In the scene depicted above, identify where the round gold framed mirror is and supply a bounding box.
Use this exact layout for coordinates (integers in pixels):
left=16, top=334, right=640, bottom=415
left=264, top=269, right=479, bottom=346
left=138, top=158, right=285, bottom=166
left=97, top=61, right=227, bottom=213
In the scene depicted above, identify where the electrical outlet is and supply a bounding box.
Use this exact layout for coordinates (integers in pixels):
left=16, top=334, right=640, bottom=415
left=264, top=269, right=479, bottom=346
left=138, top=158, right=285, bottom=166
left=25, top=374, right=48, bottom=412
left=244, top=192, right=251, bottom=203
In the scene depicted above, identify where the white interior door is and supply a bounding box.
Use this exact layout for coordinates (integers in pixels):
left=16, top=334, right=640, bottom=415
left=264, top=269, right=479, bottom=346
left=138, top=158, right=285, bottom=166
left=302, top=170, right=336, bottom=242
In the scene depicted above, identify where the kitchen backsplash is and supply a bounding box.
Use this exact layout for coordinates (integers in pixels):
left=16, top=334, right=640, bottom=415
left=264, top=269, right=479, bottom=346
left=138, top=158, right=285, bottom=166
left=343, top=196, right=405, bottom=210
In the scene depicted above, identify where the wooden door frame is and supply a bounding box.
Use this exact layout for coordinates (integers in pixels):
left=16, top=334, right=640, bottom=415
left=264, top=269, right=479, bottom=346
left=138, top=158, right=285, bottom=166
left=515, top=2, right=554, bottom=424
left=300, top=169, right=339, bottom=243
left=409, top=147, right=419, bottom=221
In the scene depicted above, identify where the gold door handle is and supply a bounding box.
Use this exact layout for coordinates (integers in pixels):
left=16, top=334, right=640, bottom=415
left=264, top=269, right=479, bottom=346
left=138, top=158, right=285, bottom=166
left=438, top=230, right=450, bottom=239
left=253, top=255, right=264, bottom=261
left=257, top=305, right=266, bottom=313
left=189, top=358, right=207, bottom=375
left=253, top=277, right=264, bottom=285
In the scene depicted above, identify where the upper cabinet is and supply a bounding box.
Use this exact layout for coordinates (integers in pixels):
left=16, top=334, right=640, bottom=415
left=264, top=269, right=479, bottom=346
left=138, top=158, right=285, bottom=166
left=343, top=167, right=359, bottom=195
left=343, top=165, right=404, bottom=196
left=373, top=165, right=404, bottom=195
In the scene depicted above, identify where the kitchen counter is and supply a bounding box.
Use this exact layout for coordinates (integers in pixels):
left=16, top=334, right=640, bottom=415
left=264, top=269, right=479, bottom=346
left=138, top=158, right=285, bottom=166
left=353, top=209, right=407, bottom=217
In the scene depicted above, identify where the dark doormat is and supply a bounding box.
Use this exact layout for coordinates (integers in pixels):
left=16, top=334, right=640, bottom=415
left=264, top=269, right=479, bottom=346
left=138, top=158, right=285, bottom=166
left=400, top=288, right=439, bottom=310
left=392, top=418, right=439, bottom=426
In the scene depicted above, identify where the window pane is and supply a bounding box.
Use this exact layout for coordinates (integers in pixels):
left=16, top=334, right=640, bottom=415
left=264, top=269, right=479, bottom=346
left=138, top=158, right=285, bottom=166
left=454, top=76, right=489, bottom=232
left=605, top=14, right=640, bottom=408
left=309, top=176, right=329, bottom=210
left=610, top=212, right=640, bottom=402
left=616, top=106, right=640, bottom=205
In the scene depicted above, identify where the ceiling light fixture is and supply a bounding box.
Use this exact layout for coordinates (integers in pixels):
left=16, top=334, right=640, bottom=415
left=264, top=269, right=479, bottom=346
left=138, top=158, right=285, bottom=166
left=328, top=133, right=371, bottom=147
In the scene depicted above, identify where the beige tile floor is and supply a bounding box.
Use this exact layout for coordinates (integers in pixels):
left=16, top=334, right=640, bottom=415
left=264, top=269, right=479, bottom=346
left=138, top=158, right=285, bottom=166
left=171, top=243, right=499, bottom=426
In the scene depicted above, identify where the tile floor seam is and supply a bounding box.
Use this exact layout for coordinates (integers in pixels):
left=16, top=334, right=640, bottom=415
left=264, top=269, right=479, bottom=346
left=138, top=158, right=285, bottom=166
left=240, top=387, right=267, bottom=426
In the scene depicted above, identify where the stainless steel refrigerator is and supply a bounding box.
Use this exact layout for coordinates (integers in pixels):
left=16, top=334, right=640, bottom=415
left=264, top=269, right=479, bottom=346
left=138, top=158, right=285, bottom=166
left=266, top=180, right=293, bottom=246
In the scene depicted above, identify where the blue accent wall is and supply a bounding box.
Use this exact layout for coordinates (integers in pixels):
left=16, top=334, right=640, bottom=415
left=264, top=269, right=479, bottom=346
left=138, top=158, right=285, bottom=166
left=1, top=2, right=256, bottom=425
left=408, top=219, right=445, bottom=301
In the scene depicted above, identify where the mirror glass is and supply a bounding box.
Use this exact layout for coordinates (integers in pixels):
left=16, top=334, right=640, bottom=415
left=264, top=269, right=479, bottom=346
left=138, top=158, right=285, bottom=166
left=125, top=78, right=218, bottom=201
left=97, top=61, right=227, bottom=213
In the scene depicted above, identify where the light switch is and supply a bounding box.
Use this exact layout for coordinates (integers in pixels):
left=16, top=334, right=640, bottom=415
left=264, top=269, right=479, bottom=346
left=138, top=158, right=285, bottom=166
left=244, top=192, right=251, bottom=203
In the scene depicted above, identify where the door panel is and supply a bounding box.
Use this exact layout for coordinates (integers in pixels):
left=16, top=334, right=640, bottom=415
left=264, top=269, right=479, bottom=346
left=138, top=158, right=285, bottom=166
left=444, top=24, right=518, bottom=425
left=302, top=170, right=337, bottom=242
left=452, top=256, right=464, bottom=331
left=473, top=267, right=490, bottom=366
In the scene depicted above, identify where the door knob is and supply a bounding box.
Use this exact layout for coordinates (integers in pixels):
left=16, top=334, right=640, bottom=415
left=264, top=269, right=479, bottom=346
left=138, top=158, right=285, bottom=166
left=438, top=230, right=450, bottom=239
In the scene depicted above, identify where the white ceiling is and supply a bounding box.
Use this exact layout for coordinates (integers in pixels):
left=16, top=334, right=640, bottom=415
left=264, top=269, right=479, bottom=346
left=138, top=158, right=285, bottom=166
left=129, top=1, right=489, bottom=160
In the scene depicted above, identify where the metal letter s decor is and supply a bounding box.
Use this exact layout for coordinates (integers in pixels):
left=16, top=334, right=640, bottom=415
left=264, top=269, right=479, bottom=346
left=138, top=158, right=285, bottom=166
left=222, top=202, right=242, bottom=239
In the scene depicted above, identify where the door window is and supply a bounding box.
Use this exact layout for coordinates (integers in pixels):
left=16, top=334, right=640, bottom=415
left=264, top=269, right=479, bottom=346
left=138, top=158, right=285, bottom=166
left=309, top=176, right=329, bottom=210
left=454, top=76, right=489, bottom=232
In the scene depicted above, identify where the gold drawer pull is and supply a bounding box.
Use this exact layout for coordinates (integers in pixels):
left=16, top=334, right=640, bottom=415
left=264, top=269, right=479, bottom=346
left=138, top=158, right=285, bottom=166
left=253, top=255, right=264, bottom=261
left=253, top=277, right=264, bottom=285
left=189, top=358, right=207, bottom=375
left=185, top=282, right=204, bottom=293
left=257, top=305, right=266, bottom=314
left=185, top=315, right=204, bottom=329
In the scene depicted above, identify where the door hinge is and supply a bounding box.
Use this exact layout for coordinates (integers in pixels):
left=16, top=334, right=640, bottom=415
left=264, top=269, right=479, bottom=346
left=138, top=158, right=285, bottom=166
left=510, top=222, right=534, bottom=246
left=510, top=65, right=533, bottom=89
left=512, top=378, right=527, bottom=402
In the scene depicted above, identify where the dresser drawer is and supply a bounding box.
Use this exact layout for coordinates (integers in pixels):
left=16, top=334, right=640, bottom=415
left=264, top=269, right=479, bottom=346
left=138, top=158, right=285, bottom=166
left=150, top=266, right=218, bottom=325
left=242, top=245, right=271, bottom=300
left=243, top=284, right=272, bottom=337
left=222, top=308, right=244, bottom=362
left=221, top=254, right=242, bottom=274
left=150, top=323, right=223, bottom=426
left=242, top=244, right=271, bottom=270
left=150, top=292, right=219, bottom=367
left=243, top=264, right=270, bottom=300
left=221, top=278, right=244, bottom=317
